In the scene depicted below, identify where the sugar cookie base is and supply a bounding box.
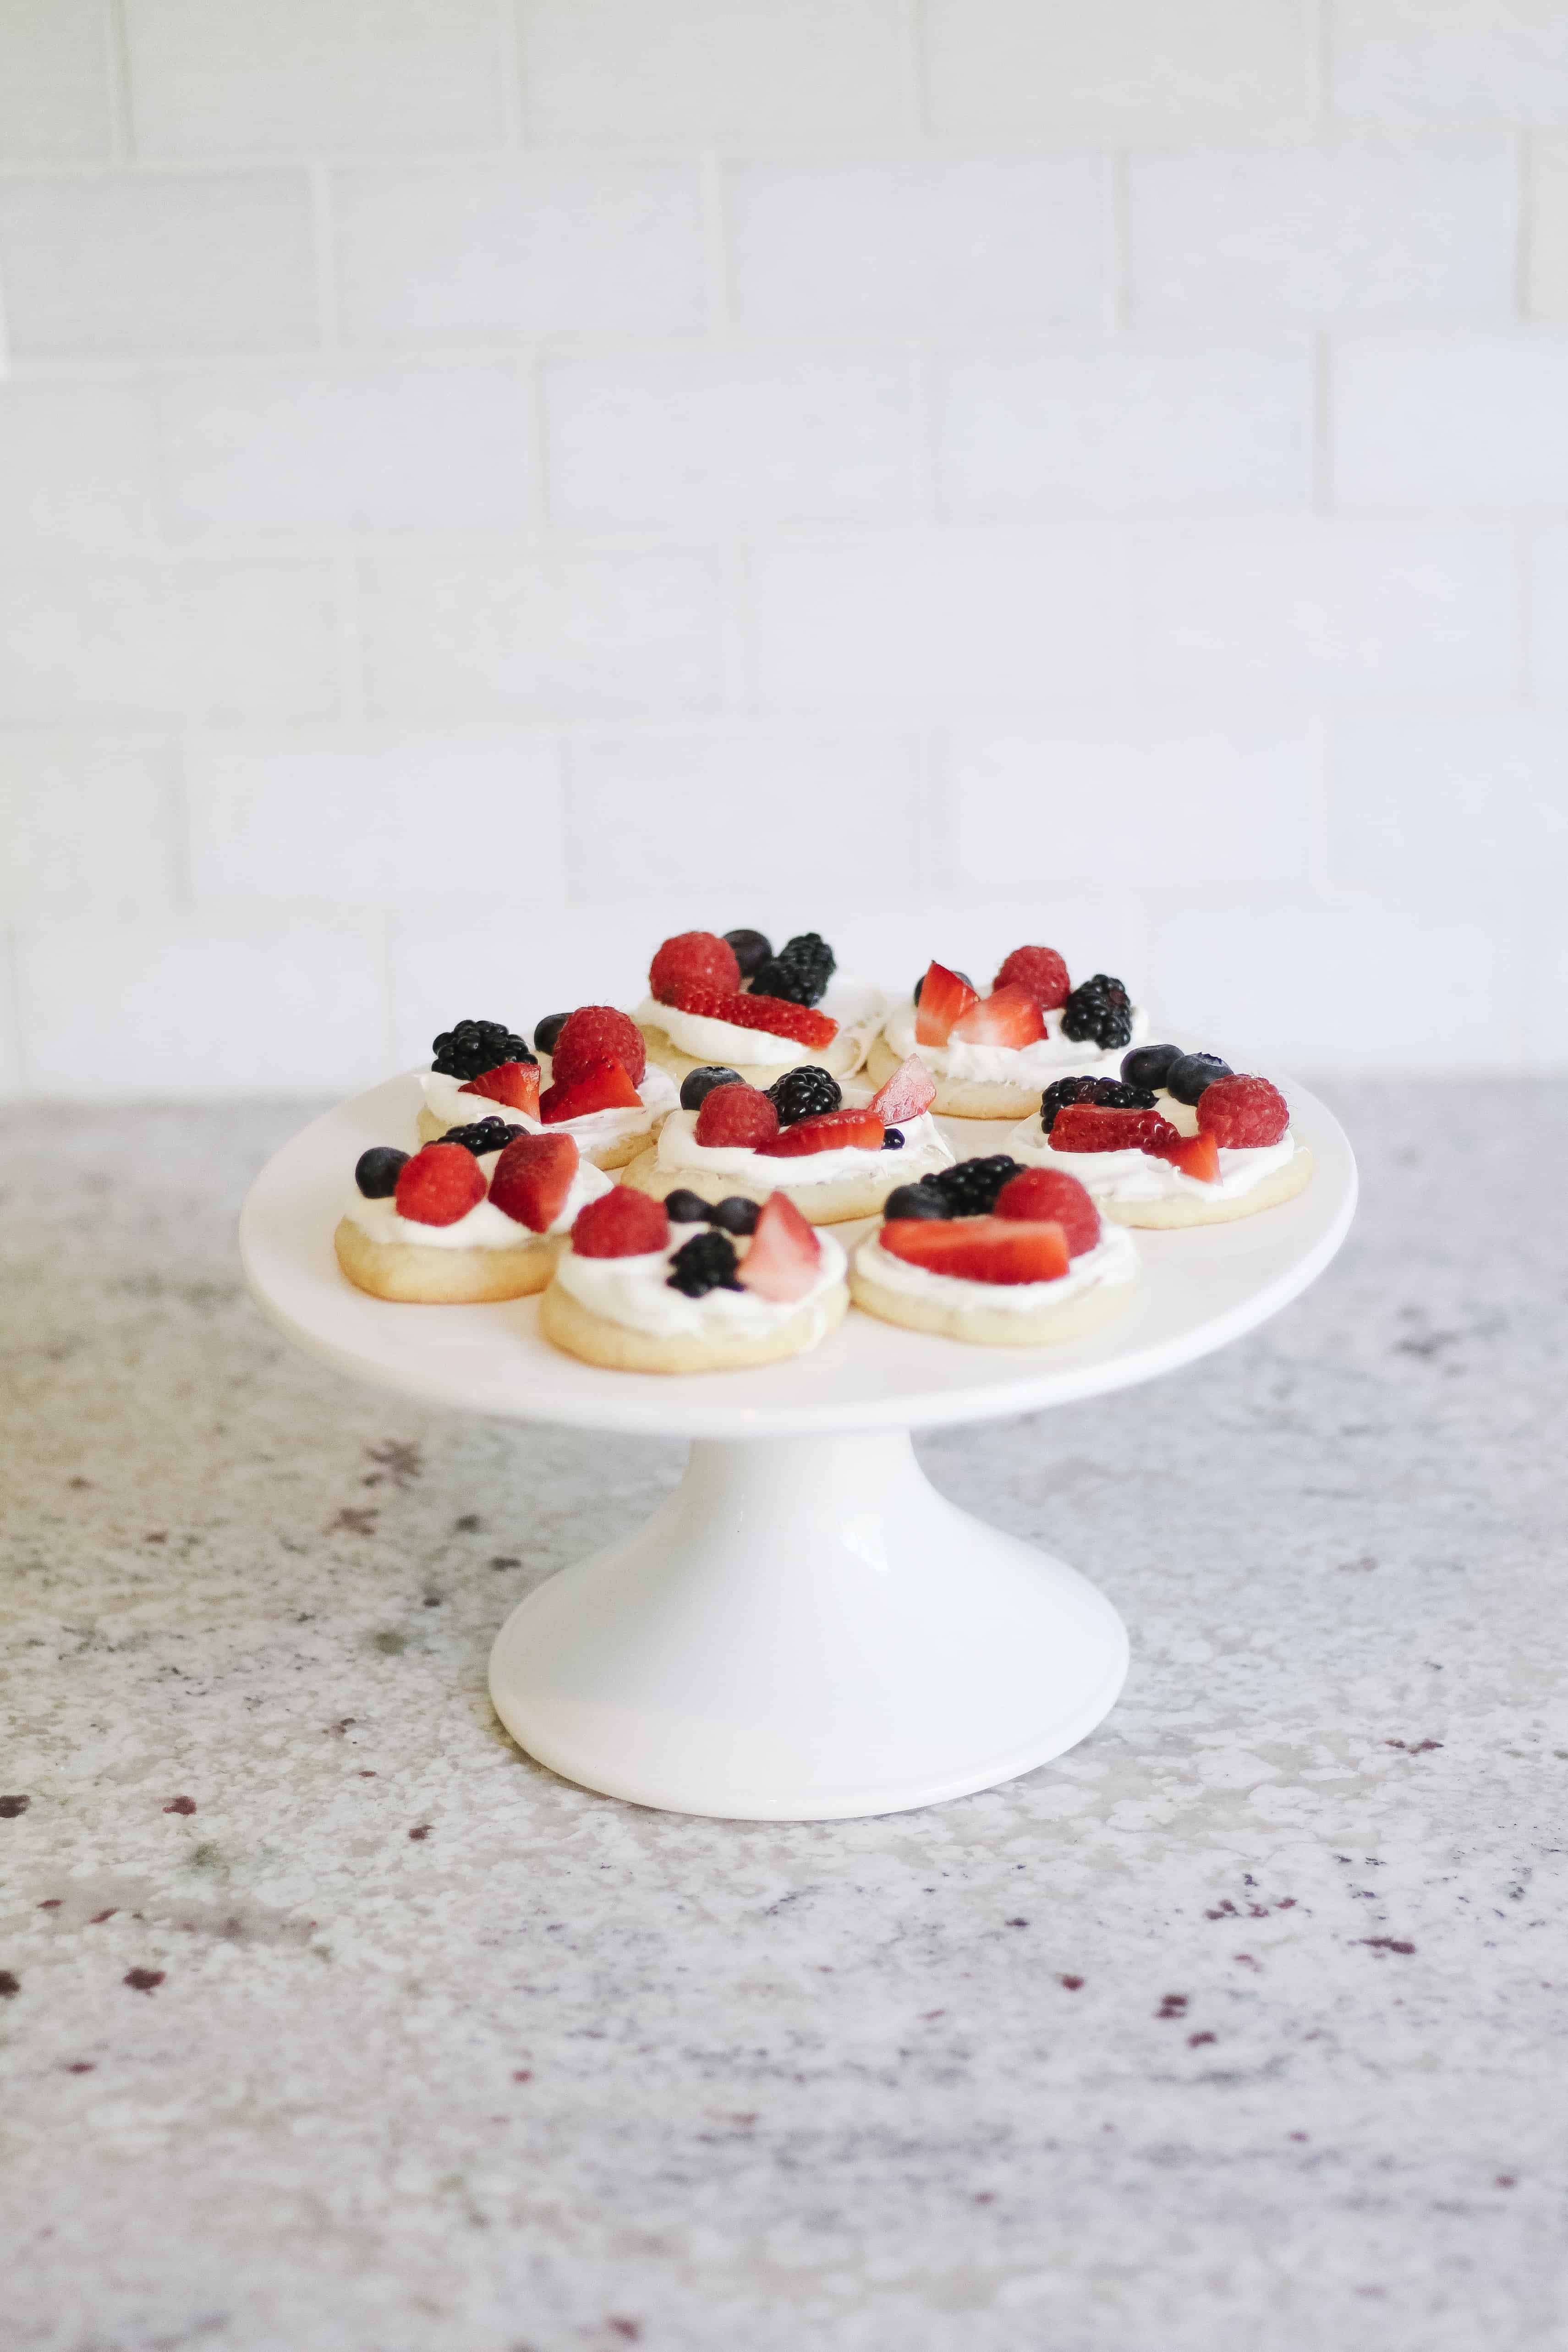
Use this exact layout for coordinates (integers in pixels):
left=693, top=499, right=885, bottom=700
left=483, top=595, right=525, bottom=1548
left=1093, top=1141, right=1314, bottom=1228
left=538, top=1276, right=849, bottom=1375
left=619, top=1144, right=904, bottom=1227
left=416, top=1104, right=656, bottom=1168
left=863, top=1034, right=1050, bottom=1120
left=641, top=1024, right=866, bottom=1091
left=848, top=1261, right=1134, bottom=1348
left=334, top=1216, right=557, bottom=1303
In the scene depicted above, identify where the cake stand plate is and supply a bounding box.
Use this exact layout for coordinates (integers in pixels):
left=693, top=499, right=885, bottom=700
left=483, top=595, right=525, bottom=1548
left=240, top=1072, right=1356, bottom=1820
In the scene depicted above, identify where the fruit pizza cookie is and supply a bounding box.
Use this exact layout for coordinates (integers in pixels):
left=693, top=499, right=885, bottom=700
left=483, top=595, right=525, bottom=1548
left=636, top=926, right=886, bottom=1090
left=416, top=1009, right=677, bottom=1170
left=866, top=944, right=1149, bottom=1119
left=335, top=1126, right=614, bottom=1303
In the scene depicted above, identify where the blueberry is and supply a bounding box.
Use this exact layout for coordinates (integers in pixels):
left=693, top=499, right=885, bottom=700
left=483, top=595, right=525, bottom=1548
left=884, top=1182, right=948, bottom=1220
left=665, top=1188, right=709, bottom=1223
left=724, top=928, right=772, bottom=981
left=912, top=969, right=974, bottom=1004
left=534, top=1011, right=569, bottom=1056
left=881, top=1127, right=906, bottom=1150
left=1121, top=1042, right=1182, bottom=1090
left=708, top=1195, right=760, bottom=1236
left=679, top=1065, right=742, bottom=1112
left=1165, top=1051, right=1232, bottom=1105
left=355, top=1146, right=408, bottom=1198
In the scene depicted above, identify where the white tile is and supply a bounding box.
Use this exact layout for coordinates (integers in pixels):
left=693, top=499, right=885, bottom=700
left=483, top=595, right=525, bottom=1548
left=155, top=367, right=534, bottom=537
left=752, top=541, right=1131, bottom=703
left=186, top=730, right=565, bottom=908
left=1139, top=530, right=1513, bottom=695
left=1331, top=0, right=1568, bottom=124
left=937, top=342, right=1310, bottom=516
left=125, top=0, right=504, bottom=155
left=543, top=354, right=921, bottom=531
left=925, top=0, right=1309, bottom=135
left=0, top=945, right=20, bottom=1097
left=1335, top=711, right=1568, bottom=882
left=1129, top=141, right=1517, bottom=322
left=1528, top=136, right=1568, bottom=319
left=0, top=736, right=177, bottom=916
left=1530, top=529, right=1568, bottom=691
left=517, top=0, right=905, bottom=139
left=0, top=0, right=114, bottom=159
left=332, top=161, right=706, bottom=344
left=15, top=913, right=389, bottom=1096
left=951, top=713, right=1322, bottom=886
left=0, top=384, right=156, bottom=550
left=1334, top=333, right=1568, bottom=505
left=391, top=909, right=659, bottom=1069
left=728, top=157, right=1107, bottom=333
left=811, top=893, right=1145, bottom=1004
left=0, top=174, right=318, bottom=357
left=1525, top=892, right=1568, bottom=1064
left=0, top=561, right=340, bottom=723
left=358, top=549, right=727, bottom=716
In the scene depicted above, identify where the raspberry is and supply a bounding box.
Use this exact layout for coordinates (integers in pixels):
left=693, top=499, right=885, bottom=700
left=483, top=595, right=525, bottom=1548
left=394, top=1142, right=485, bottom=1228
left=992, top=945, right=1070, bottom=1010
left=571, top=1188, right=669, bottom=1259
left=649, top=931, right=740, bottom=1006
left=993, top=1167, right=1100, bottom=1257
left=1196, top=1074, right=1289, bottom=1149
left=1049, top=1104, right=1178, bottom=1154
left=665, top=987, right=838, bottom=1050
left=551, top=1005, right=646, bottom=1089
left=693, top=1083, right=779, bottom=1148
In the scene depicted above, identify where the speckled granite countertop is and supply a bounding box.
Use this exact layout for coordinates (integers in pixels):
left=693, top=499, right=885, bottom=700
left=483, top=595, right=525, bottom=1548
left=1, top=1086, right=1564, bottom=2352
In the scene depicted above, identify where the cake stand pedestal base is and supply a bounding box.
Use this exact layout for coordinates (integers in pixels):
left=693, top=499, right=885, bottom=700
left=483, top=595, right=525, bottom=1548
left=488, top=1428, right=1128, bottom=1821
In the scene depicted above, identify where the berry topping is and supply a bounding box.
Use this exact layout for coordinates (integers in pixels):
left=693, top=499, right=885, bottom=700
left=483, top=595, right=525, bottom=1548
left=751, top=931, right=835, bottom=1008
left=868, top=1053, right=938, bottom=1126
left=539, top=1059, right=641, bottom=1124
left=994, top=1167, right=1100, bottom=1256
left=881, top=1128, right=905, bottom=1150
left=488, top=1131, right=579, bottom=1232
left=739, top=1192, right=822, bottom=1301
left=693, top=1083, right=779, bottom=1149
left=1040, top=1075, right=1158, bottom=1134
left=927, top=1155, right=1022, bottom=1217
left=708, top=1195, right=761, bottom=1235
left=552, top=1005, right=646, bottom=1090
left=1059, top=973, right=1134, bottom=1051
left=664, top=1187, right=710, bottom=1223
left=680, top=1065, right=742, bottom=1111
left=533, top=1012, right=569, bottom=1057
left=355, top=1146, right=408, bottom=1199
left=571, top=1187, right=669, bottom=1258
left=1146, top=1129, right=1221, bottom=1183
left=439, top=1117, right=527, bottom=1156
left=650, top=931, right=740, bottom=1006
left=913, top=968, right=973, bottom=1003
left=431, top=1018, right=534, bottom=1080
left=757, top=1107, right=883, bottom=1158
left=394, top=1141, right=485, bottom=1228
left=992, top=945, right=1070, bottom=1010
left=1050, top=1104, right=1178, bottom=1154
left=914, top=960, right=980, bottom=1046
left=1166, top=1051, right=1233, bottom=1106
left=767, top=1064, right=843, bottom=1124
left=724, top=927, right=773, bottom=981
left=1121, top=1042, right=1182, bottom=1090
left=459, top=1059, right=540, bottom=1118
left=879, top=1214, right=1069, bottom=1287
left=660, top=987, right=838, bottom=1049
left=884, top=1181, right=948, bottom=1220
left=950, top=982, right=1047, bottom=1048
left=1196, top=1074, right=1289, bottom=1148
left=666, top=1230, right=741, bottom=1297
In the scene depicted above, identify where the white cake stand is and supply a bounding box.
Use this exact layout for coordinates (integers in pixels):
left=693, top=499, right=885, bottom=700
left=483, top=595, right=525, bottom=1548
left=240, top=1071, right=1355, bottom=1822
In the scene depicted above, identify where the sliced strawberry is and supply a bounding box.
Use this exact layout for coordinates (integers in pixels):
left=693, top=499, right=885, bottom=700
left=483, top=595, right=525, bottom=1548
left=649, top=930, right=740, bottom=1006
left=538, top=1058, right=641, bottom=1123
left=868, top=1052, right=937, bottom=1125
left=992, top=944, right=1070, bottom=1010
left=488, top=1131, right=579, bottom=1230
left=394, top=1141, right=485, bottom=1228
left=994, top=1167, right=1100, bottom=1256
left=551, top=1005, right=646, bottom=1089
left=914, top=961, right=979, bottom=1047
left=1146, top=1129, right=1221, bottom=1183
left=756, top=1107, right=883, bottom=1158
left=879, top=1215, right=1069, bottom=1286
left=1049, top=1104, right=1179, bottom=1154
left=571, top=1188, right=669, bottom=1258
left=949, top=982, right=1047, bottom=1048
left=693, top=1083, right=779, bottom=1148
left=459, top=1059, right=540, bottom=1118
left=739, top=1192, right=821, bottom=1301
left=663, top=987, right=838, bottom=1049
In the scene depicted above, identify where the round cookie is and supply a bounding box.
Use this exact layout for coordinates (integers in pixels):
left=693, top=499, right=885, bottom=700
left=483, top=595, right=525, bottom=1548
left=334, top=1216, right=559, bottom=1303
left=1089, top=1140, right=1315, bottom=1229
left=540, top=1271, right=848, bottom=1375
left=618, top=1144, right=908, bottom=1228
left=862, top=1033, right=1047, bottom=1121
left=848, top=1255, right=1133, bottom=1348
left=416, top=1103, right=654, bottom=1169
left=641, top=1022, right=867, bottom=1092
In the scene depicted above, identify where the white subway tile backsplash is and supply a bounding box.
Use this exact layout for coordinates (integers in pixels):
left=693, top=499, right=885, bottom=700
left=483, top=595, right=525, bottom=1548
left=1530, top=529, right=1568, bottom=691
left=1528, top=137, right=1568, bottom=319
left=0, top=0, right=114, bottom=161
left=0, top=174, right=318, bottom=357
left=1525, top=894, right=1568, bottom=1063
left=391, top=910, right=656, bottom=1069
left=1335, top=710, right=1568, bottom=880
left=0, top=736, right=177, bottom=916
left=332, top=163, right=706, bottom=345
left=124, top=0, right=505, bottom=156
left=0, top=949, right=19, bottom=1099
left=1334, top=333, right=1568, bottom=505
left=1129, top=142, right=1518, bottom=322
left=727, top=157, right=1107, bottom=333
left=1330, top=0, right=1568, bottom=125
left=937, top=341, right=1310, bottom=516
left=0, top=385, right=156, bottom=550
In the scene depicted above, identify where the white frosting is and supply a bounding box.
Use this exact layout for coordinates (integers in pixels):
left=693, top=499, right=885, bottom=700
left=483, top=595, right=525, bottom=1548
left=882, top=999, right=1148, bottom=1087
left=420, top=1058, right=677, bottom=1151
left=638, top=978, right=886, bottom=1073
left=855, top=1220, right=1138, bottom=1314
left=653, top=1106, right=954, bottom=1190
left=555, top=1224, right=847, bottom=1339
left=345, top=1150, right=613, bottom=1251
left=1002, top=1112, right=1296, bottom=1203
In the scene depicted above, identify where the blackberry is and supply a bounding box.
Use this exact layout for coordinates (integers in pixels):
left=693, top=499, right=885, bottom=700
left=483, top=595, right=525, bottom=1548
left=913, top=969, right=973, bottom=1004
left=355, top=1146, right=408, bottom=1198
left=680, top=1065, right=741, bottom=1112
left=881, top=1127, right=905, bottom=1150
left=1166, top=1052, right=1232, bottom=1105
left=708, top=1195, right=760, bottom=1236
left=752, top=931, right=835, bottom=1007
left=534, top=1011, right=569, bottom=1057
left=1039, top=1075, right=1157, bottom=1135
left=766, top=1064, right=841, bottom=1124
left=884, top=1181, right=949, bottom=1221
left=1059, top=973, right=1133, bottom=1051
left=724, top=927, right=773, bottom=981
left=666, top=1230, right=742, bottom=1297
left=1122, top=1042, right=1182, bottom=1090
left=665, top=1188, right=709, bottom=1223
left=430, top=1017, right=535, bottom=1080
left=439, top=1117, right=526, bottom=1157
left=930, top=1155, right=1021, bottom=1217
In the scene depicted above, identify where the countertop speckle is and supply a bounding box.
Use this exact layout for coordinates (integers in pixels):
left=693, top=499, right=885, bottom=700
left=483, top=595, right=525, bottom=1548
left=2, top=1088, right=1565, bottom=2352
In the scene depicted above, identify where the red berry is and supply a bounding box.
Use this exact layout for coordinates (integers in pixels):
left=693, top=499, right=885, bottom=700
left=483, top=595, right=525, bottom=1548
left=1050, top=1104, right=1178, bottom=1154
left=994, top=1167, right=1100, bottom=1256
left=571, top=1188, right=669, bottom=1258
left=1196, top=1074, right=1289, bottom=1149
left=394, top=1141, right=485, bottom=1228
left=459, top=1059, right=540, bottom=1118
left=551, top=1005, right=646, bottom=1089
left=868, top=1052, right=937, bottom=1125
left=649, top=931, right=740, bottom=1006
left=693, top=1083, right=779, bottom=1148
left=757, top=1107, right=883, bottom=1158
left=663, top=987, right=838, bottom=1050
left=914, top=961, right=979, bottom=1047
left=879, top=1215, right=1069, bottom=1286
left=539, top=1058, right=642, bottom=1123
left=1146, top=1129, right=1221, bottom=1182
left=992, top=944, right=1070, bottom=1010
left=738, top=1192, right=822, bottom=1301
left=488, top=1132, right=579, bottom=1231
left=949, top=982, right=1047, bottom=1048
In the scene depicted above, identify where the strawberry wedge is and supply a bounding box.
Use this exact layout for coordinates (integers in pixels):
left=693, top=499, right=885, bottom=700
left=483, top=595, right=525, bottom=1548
left=879, top=1216, right=1069, bottom=1285
left=868, top=1053, right=937, bottom=1125
left=460, top=1059, right=540, bottom=1118
left=757, top=1108, right=883, bottom=1158
left=539, top=1057, right=641, bottom=1123
left=1049, top=1104, right=1177, bottom=1154
left=1145, top=1129, right=1220, bottom=1182
left=949, top=982, right=1047, bottom=1048
left=915, top=961, right=979, bottom=1047
left=739, top=1192, right=822, bottom=1300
